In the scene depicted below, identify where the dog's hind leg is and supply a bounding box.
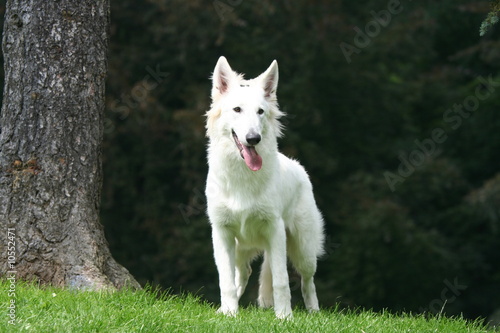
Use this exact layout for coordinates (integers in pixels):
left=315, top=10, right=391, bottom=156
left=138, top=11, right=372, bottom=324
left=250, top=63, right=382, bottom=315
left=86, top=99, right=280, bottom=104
left=257, top=252, right=274, bottom=308
left=235, top=246, right=257, bottom=300
left=301, top=272, right=319, bottom=312
left=287, top=232, right=320, bottom=312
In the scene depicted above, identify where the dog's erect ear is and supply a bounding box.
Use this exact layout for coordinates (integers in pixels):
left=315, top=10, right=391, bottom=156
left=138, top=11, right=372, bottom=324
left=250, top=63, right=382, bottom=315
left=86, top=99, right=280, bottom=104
left=259, top=60, right=279, bottom=99
left=212, top=56, right=235, bottom=100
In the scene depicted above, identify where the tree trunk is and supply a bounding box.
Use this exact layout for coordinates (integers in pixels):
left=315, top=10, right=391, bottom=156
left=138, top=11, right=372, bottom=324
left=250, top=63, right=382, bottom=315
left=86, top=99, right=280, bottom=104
left=0, top=0, right=140, bottom=289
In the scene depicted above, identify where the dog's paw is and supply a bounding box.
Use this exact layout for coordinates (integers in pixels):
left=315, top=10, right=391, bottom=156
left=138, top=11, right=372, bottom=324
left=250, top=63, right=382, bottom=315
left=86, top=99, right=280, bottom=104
left=275, top=310, right=293, bottom=320
left=217, top=305, right=238, bottom=317
left=257, top=296, right=274, bottom=308
left=307, top=306, right=320, bottom=313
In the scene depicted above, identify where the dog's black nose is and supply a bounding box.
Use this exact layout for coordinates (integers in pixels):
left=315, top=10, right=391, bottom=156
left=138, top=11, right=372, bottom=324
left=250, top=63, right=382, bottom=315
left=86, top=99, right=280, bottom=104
left=246, top=132, right=261, bottom=146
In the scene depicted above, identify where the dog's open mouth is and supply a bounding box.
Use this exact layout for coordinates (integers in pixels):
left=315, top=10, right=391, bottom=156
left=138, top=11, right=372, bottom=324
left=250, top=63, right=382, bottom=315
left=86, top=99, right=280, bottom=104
left=232, top=130, right=262, bottom=171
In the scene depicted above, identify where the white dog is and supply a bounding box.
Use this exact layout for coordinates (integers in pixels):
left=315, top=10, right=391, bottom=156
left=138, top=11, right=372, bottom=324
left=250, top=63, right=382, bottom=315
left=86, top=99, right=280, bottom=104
left=205, top=56, right=325, bottom=318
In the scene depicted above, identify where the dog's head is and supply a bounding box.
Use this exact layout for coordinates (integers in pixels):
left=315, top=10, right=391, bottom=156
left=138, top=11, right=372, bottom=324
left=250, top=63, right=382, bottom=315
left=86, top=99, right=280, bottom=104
left=206, top=56, right=284, bottom=171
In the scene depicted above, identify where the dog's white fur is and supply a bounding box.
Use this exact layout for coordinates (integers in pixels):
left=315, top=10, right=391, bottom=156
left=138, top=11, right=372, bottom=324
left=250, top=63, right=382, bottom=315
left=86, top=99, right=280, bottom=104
left=205, top=56, right=325, bottom=318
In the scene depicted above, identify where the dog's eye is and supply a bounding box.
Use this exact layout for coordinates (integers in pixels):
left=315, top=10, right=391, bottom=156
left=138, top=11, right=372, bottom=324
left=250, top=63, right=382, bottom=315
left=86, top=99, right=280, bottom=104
left=257, top=108, right=264, bottom=115
left=233, top=107, right=241, bottom=113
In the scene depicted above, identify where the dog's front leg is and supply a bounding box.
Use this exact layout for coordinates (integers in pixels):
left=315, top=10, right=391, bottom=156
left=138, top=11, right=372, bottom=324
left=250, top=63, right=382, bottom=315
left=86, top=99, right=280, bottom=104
left=212, top=225, right=238, bottom=316
left=268, top=219, right=292, bottom=319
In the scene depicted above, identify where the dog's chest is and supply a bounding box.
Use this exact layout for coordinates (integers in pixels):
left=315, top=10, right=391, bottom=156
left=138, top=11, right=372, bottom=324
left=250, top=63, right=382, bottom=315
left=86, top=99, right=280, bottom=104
left=220, top=202, right=276, bottom=249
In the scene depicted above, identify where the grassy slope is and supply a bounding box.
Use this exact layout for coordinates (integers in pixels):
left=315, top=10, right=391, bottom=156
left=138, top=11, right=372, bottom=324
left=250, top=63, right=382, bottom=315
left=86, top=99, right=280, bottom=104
left=1, top=280, right=494, bottom=333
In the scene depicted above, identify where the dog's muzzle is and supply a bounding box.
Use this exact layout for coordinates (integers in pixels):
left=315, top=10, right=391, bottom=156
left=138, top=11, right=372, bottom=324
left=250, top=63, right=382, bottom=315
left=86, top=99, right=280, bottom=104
left=232, top=130, right=262, bottom=171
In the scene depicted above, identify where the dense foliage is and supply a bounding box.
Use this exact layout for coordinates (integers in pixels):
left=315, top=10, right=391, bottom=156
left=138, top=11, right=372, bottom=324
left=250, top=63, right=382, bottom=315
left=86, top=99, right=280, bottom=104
left=2, top=0, right=499, bottom=323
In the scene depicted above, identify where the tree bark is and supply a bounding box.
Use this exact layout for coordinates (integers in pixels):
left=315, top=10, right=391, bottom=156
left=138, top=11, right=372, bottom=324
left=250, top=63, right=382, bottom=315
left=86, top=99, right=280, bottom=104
left=0, top=0, right=140, bottom=289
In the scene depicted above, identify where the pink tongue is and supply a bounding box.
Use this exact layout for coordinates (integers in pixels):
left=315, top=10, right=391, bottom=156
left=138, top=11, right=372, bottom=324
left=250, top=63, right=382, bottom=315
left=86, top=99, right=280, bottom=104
left=242, top=145, right=262, bottom=171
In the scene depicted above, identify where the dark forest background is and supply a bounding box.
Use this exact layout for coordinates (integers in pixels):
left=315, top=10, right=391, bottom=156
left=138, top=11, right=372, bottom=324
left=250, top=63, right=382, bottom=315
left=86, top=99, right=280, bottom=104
left=1, top=0, right=500, bottom=323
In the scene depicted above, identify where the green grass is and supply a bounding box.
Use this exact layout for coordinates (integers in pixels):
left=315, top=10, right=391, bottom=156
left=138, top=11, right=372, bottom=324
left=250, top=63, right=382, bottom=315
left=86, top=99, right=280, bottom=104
left=1, top=280, right=495, bottom=333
